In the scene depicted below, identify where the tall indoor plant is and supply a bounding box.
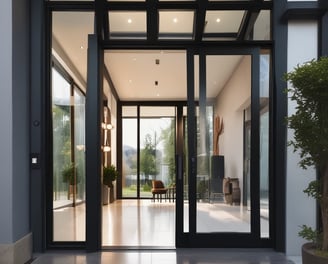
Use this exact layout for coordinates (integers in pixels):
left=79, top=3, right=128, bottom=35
left=285, top=57, right=328, bottom=261
left=61, top=162, right=78, bottom=206
left=103, top=165, right=119, bottom=203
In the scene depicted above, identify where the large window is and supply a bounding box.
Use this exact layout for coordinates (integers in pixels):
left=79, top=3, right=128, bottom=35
left=122, top=106, right=176, bottom=198
left=52, top=66, right=86, bottom=242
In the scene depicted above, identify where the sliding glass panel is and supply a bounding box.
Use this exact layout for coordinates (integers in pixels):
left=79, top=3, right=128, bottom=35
left=139, top=107, right=176, bottom=198
left=196, top=55, right=251, bottom=233
left=73, top=87, right=86, bottom=205
left=260, top=52, right=270, bottom=238
left=122, top=106, right=138, bottom=198
left=52, top=68, right=86, bottom=241
left=183, top=107, right=189, bottom=232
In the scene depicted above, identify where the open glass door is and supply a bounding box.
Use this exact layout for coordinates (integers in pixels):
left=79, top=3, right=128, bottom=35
left=178, top=48, right=270, bottom=247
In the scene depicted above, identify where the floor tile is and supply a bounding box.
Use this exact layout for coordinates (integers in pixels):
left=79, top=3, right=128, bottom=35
left=32, top=249, right=297, bottom=264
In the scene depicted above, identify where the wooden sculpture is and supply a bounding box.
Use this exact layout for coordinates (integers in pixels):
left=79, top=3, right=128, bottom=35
left=213, top=115, right=223, bottom=155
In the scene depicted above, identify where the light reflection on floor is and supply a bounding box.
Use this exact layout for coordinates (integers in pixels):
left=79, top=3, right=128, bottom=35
left=53, top=199, right=269, bottom=245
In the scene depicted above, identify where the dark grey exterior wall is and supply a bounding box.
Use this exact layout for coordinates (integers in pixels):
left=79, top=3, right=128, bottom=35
left=0, top=0, right=14, bottom=244
left=12, top=0, right=31, bottom=242
left=0, top=0, right=30, bottom=244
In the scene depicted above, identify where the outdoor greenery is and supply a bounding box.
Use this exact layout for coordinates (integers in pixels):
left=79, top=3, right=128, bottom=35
left=140, top=133, right=159, bottom=184
left=62, top=162, right=77, bottom=185
left=122, top=117, right=176, bottom=196
left=160, top=119, right=176, bottom=185
left=285, top=56, right=328, bottom=252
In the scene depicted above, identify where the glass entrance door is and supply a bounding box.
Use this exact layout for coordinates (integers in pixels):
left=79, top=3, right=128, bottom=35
left=176, top=48, right=271, bottom=247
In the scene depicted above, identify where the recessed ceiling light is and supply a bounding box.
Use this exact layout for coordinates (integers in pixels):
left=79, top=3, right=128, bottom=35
left=216, top=18, right=221, bottom=23
left=80, top=45, right=84, bottom=50
left=127, top=18, right=132, bottom=24
left=157, top=93, right=160, bottom=97
left=173, top=18, right=178, bottom=23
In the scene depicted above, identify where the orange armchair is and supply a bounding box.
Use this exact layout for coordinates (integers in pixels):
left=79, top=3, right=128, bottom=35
left=151, top=180, right=168, bottom=202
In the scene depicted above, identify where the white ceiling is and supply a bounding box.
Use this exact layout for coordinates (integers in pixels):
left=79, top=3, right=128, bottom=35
left=52, top=11, right=243, bottom=101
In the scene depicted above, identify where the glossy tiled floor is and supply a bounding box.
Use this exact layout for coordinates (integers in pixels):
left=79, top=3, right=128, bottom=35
left=47, top=199, right=302, bottom=264
left=32, top=249, right=300, bottom=264
left=55, top=199, right=268, bottom=245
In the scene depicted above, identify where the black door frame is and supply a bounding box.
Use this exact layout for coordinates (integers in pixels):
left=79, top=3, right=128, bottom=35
left=175, top=47, right=272, bottom=248
left=37, top=0, right=294, bottom=251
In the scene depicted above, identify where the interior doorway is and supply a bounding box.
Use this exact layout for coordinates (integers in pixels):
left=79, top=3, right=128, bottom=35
left=102, top=106, right=178, bottom=247
left=100, top=50, right=189, bottom=248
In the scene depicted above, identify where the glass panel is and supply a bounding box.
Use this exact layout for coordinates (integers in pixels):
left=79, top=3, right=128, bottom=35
left=108, top=0, right=145, bottom=1
left=52, top=12, right=94, bottom=84
left=108, top=11, right=147, bottom=40
left=260, top=52, right=270, bottom=238
left=122, top=106, right=138, bottom=198
left=208, top=0, right=250, bottom=1
left=73, top=87, right=86, bottom=207
left=253, top=10, right=271, bottom=41
left=159, top=11, right=194, bottom=40
left=160, top=0, right=195, bottom=1
left=196, top=55, right=251, bottom=233
left=183, top=106, right=189, bottom=233
left=52, top=68, right=86, bottom=241
left=49, top=0, right=93, bottom=1
left=139, top=107, right=176, bottom=198
left=204, top=10, right=245, bottom=34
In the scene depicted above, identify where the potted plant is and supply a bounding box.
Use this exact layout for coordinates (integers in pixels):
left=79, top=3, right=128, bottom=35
left=103, top=165, right=119, bottom=203
left=62, top=163, right=78, bottom=205
left=285, top=57, right=328, bottom=263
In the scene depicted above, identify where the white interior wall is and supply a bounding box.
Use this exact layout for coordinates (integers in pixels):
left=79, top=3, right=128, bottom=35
left=286, top=20, right=318, bottom=256
left=214, top=56, right=251, bottom=197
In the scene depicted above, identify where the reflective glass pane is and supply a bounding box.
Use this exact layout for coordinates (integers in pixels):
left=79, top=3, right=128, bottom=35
left=204, top=10, right=245, bottom=34
left=196, top=55, right=251, bottom=233
left=108, top=0, right=144, bottom=1
left=208, top=0, right=250, bottom=1
left=183, top=106, right=189, bottom=233
left=160, top=0, right=195, bottom=1
left=253, top=10, right=271, bottom=40
left=260, top=52, right=270, bottom=238
left=52, top=12, right=94, bottom=84
left=108, top=11, right=147, bottom=40
left=139, top=107, right=176, bottom=198
left=159, top=11, right=194, bottom=40
left=52, top=68, right=86, bottom=241
left=122, top=106, right=138, bottom=198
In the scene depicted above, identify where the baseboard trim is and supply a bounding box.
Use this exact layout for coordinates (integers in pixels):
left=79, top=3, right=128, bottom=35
left=0, top=233, right=32, bottom=264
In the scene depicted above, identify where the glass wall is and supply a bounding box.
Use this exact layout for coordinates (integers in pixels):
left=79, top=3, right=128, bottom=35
left=196, top=55, right=251, bottom=233
left=52, top=67, right=86, bottom=241
left=259, top=51, right=271, bottom=238
left=122, top=106, right=138, bottom=198
left=51, top=10, right=93, bottom=242
left=122, top=106, right=176, bottom=198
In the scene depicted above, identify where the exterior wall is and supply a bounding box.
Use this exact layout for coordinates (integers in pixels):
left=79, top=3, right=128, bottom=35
left=214, top=56, right=251, bottom=195
left=0, top=0, right=32, bottom=263
left=286, top=20, right=318, bottom=256
left=0, top=0, right=14, bottom=246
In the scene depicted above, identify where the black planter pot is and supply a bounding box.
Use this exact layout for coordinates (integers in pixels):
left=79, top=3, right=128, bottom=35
left=302, top=243, right=328, bottom=264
